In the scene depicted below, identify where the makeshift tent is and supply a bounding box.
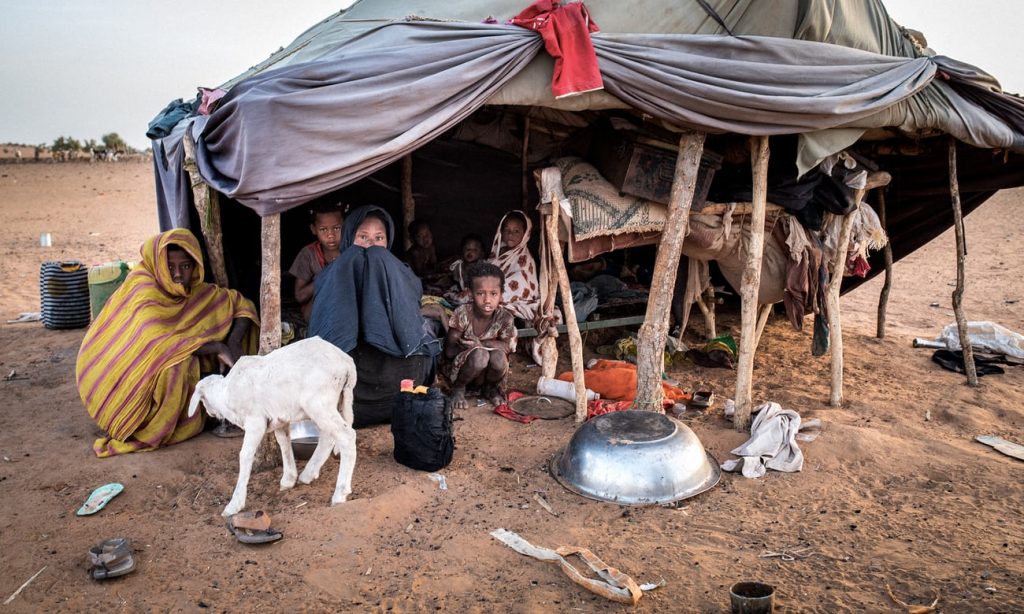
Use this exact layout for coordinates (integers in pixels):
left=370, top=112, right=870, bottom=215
left=149, top=0, right=1024, bottom=424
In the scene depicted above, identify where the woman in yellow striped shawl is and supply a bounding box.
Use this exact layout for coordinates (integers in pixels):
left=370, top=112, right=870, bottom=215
left=76, top=229, right=259, bottom=457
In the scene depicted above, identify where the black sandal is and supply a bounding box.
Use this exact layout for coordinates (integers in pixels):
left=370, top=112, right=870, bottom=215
left=88, top=537, right=136, bottom=580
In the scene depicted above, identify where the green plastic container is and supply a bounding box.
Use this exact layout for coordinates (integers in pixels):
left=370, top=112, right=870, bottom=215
left=88, top=261, right=132, bottom=320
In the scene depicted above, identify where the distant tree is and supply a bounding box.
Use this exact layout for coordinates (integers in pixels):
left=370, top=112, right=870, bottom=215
left=51, top=136, right=82, bottom=152
left=101, top=132, right=128, bottom=152
left=84, top=138, right=100, bottom=151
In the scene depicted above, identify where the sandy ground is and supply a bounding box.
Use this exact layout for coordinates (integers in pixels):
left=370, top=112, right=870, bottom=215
left=0, top=161, right=1021, bottom=612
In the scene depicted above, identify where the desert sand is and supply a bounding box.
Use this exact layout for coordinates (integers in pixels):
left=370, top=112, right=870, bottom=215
left=0, top=161, right=1021, bottom=612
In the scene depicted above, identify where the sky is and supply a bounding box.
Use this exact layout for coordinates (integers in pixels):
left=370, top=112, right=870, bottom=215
left=0, top=0, right=1020, bottom=151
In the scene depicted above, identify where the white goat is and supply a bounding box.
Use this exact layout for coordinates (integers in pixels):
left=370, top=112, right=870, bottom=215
left=187, top=336, right=357, bottom=517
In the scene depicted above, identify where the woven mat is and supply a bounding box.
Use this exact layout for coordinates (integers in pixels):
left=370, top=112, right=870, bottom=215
left=555, top=157, right=667, bottom=240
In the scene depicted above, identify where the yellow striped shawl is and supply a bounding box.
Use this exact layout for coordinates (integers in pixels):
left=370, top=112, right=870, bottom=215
left=76, top=229, right=258, bottom=443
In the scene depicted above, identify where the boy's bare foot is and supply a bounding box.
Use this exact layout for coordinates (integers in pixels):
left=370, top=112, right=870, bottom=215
left=482, top=385, right=506, bottom=407
left=451, top=387, right=468, bottom=410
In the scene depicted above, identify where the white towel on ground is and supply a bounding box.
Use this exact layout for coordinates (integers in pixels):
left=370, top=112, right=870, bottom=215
left=722, top=402, right=814, bottom=478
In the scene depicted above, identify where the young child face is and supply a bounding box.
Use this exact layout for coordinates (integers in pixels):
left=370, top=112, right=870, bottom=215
left=413, top=225, right=433, bottom=249
left=462, top=239, right=483, bottom=264
left=501, top=217, right=526, bottom=249
left=471, top=275, right=502, bottom=317
left=311, top=211, right=343, bottom=253
left=353, top=216, right=388, bottom=248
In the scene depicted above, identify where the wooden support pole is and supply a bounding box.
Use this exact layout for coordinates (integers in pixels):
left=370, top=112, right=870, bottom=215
left=182, top=133, right=229, bottom=287
left=258, top=214, right=282, bottom=355
left=255, top=213, right=282, bottom=470
left=700, top=283, right=717, bottom=339
left=545, top=198, right=588, bottom=422
left=754, top=303, right=772, bottom=350
left=876, top=188, right=893, bottom=339
left=538, top=206, right=559, bottom=379
left=732, top=136, right=769, bottom=430
left=522, top=116, right=531, bottom=211
left=634, top=131, right=706, bottom=411
left=948, top=139, right=979, bottom=386
left=401, top=155, right=415, bottom=251
left=826, top=190, right=863, bottom=407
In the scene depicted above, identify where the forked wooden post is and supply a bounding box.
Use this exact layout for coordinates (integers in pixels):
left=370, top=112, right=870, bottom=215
left=545, top=197, right=588, bottom=422
left=876, top=188, right=894, bottom=339
left=255, top=213, right=283, bottom=469
left=181, top=133, right=229, bottom=287
left=634, top=131, right=706, bottom=411
left=401, top=155, right=415, bottom=251
left=732, top=136, right=769, bottom=430
left=536, top=168, right=562, bottom=378
left=754, top=303, right=772, bottom=350
left=948, top=139, right=978, bottom=385
left=827, top=190, right=863, bottom=407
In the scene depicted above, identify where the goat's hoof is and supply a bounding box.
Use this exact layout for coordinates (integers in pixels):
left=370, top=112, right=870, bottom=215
left=330, top=495, right=349, bottom=506
left=298, top=472, right=318, bottom=485
left=222, top=506, right=240, bottom=518
left=280, top=479, right=296, bottom=491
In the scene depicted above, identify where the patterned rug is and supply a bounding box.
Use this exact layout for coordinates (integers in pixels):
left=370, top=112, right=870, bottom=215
left=555, top=157, right=667, bottom=240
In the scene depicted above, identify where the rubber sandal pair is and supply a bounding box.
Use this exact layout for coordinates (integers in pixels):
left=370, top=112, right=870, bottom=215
left=88, top=537, right=136, bottom=580
left=226, top=511, right=283, bottom=544
left=77, top=483, right=124, bottom=516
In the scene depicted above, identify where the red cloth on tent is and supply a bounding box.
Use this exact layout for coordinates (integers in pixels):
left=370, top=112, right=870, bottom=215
left=510, top=0, right=603, bottom=99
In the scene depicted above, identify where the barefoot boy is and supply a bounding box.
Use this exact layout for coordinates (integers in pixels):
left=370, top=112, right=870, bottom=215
left=442, top=262, right=517, bottom=409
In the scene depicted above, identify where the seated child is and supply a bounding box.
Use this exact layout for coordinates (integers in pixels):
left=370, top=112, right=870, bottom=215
left=406, top=219, right=438, bottom=278
left=289, top=202, right=344, bottom=322
left=442, top=262, right=517, bottom=409
left=445, top=233, right=485, bottom=305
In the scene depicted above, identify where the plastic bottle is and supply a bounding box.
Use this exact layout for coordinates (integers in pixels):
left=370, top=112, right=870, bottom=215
left=536, top=376, right=600, bottom=402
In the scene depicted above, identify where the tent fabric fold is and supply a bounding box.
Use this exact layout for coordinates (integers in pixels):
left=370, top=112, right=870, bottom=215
left=149, top=9, right=1024, bottom=220
left=181, top=21, right=951, bottom=216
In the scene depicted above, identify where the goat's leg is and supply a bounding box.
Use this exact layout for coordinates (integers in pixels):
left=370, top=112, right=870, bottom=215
left=273, top=428, right=298, bottom=490
left=331, top=425, right=357, bottom=506
left=222, top=418, right=266, bottom=517
left=298, top=431, right=335, bottom=485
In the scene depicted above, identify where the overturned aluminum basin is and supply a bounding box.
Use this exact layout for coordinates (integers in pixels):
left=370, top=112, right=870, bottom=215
left=550, top=410, right=720, bottom=505
left=289, top=420, right=320, bottom=461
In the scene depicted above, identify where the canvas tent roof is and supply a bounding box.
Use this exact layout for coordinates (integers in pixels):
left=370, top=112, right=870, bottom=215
left=150, top=0, right=1024, bottom=227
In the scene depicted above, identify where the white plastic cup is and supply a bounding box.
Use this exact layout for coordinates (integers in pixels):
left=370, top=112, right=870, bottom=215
left=536, top=376, right=600, bottom=402
left=40, top=232, right=52, bottom=247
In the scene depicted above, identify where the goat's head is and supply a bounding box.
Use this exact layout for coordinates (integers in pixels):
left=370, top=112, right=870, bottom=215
left=187, top=374, right=225, bottom=420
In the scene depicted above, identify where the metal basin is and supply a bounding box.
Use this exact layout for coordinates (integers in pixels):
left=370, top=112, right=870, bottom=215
left=289, top=420, right=320, bottom=461
left=549, top=410, right=720, bottom=505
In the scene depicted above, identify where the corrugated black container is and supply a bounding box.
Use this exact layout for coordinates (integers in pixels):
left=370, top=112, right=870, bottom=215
left=39, top=260, right=91, bottom=329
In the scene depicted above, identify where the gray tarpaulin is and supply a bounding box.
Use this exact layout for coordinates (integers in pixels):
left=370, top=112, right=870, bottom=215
left=187, top=22, right=938, bottom=216
left=151, top=0, right=1024, bottom=220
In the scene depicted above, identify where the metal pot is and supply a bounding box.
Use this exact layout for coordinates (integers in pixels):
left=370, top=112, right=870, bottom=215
left=289, top=420, right=320, bottom=461
left=549, top=410, right=720, bottom=505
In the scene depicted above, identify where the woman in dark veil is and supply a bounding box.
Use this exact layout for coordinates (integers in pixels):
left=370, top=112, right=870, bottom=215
left=310, top=205, right=439, bottom=426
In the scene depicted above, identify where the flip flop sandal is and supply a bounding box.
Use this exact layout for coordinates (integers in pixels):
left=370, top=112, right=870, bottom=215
left=77, top=483, right=124, bottom=516
left=227, top=511, right=283, bottom=545
left=88, top=537, right=136, bottom=580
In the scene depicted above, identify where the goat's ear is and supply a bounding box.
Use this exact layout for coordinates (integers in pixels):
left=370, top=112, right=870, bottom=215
left=187, top=385, right=204, bottom=418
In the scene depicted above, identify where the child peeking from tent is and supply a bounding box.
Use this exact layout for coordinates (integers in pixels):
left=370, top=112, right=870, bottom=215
left=290, top=202, right=345, bottom=322
left=444, top=233, right=486, bottom=305
left=406, top=219, right=438, bottom=277
left=442, top=261, right=517, bottom=409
